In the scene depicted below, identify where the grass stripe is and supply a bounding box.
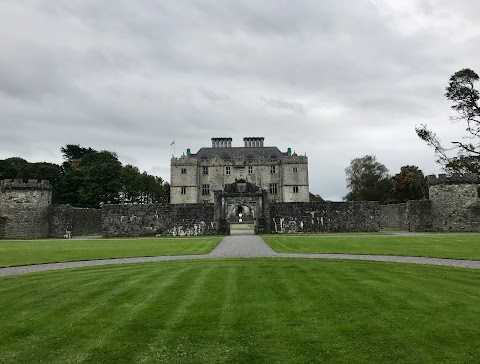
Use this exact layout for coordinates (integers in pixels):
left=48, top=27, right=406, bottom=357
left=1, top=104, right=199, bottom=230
left=134, top=263, right=216, bottom=363
left=78, top=264, right=197, bottom=364
left=263, top=234, right=480, bottom=260
left=0, top=237, right=222, bottom=267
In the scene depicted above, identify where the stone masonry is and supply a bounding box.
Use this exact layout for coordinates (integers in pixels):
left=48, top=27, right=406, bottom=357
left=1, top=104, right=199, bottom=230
left=102, top=203, right=216, bottom=237
left=269, top=201, right=380, bottom=233
left=427, top=174, right=480, bottom=231
left=0, top=179, right=52, bottom=239
left=380, top=203, right=407, bottom=230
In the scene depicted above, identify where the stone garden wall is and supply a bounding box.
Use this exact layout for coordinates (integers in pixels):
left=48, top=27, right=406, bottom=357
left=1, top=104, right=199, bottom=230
left=49, top=204, right=73, bottom=238
left=102, top=203, right=216, bottom=237
left=268, top=201, right=380, bottom=233
left=380, top=203, right=407, bottom=230
left=406, top=200, right=434, bottom=232
left=49, top=205, right=102, bottom=238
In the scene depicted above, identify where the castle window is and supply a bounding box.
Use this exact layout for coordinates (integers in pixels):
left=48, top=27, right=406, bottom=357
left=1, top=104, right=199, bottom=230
left=202, top=166, right=208, bottom=175
left=181, top=187, right=187, bottom=195
left=248, top=166, right=253, bottom=174
left=270, top=165, right=276, bottom=174
left=202, top=184, right=210, bottom=195
left=269, top=183, right=278, bottom=194
left=181, top=168, right=187, bottom=174
left=293, top=167, right=298, bottom=173
left=225, top=166, right=231, bottom=175
left=293, top=186, right=299, bottom=193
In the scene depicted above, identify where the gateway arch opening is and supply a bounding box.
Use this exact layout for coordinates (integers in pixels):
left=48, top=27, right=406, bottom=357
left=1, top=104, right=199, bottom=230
left=214, top=180, right=269, bottom=235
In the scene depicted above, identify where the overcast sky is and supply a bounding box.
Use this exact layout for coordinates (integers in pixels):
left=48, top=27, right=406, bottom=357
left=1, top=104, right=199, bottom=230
left=1, top=1, right=479, bottom=200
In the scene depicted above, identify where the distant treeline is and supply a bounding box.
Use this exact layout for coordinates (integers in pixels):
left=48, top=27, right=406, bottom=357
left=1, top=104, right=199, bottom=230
left=0, top=144, right=170, bottom=208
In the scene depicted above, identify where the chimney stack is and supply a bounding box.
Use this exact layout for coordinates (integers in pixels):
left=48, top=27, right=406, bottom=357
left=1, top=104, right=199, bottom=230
left=243, top=137, right=264, bottom=147
left=211, top=137, right=232, bottom=148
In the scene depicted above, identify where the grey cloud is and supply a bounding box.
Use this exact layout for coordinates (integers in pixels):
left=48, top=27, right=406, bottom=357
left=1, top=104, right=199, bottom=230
left=262, top=98, right=305, bottom=113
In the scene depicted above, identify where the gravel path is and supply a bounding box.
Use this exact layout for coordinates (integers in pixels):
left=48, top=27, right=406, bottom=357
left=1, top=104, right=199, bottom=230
left=1, top=233, right=480, bottom=277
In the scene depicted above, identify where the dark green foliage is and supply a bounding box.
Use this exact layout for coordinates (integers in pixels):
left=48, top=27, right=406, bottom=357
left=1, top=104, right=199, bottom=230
left=416, top=68, right=480, bottom=173
left=309, top=192, right=324, bottom=202
left=387, top=165, right=428, bottom=203
left=60, top=144, right=97, bottom=162
left=118, top=165, right=170, bottom=204
left=77, top=151, right=123, bottom=207
left=0, top=158, right=22, bottom=179
left=344, top=155, right=393, bottom=203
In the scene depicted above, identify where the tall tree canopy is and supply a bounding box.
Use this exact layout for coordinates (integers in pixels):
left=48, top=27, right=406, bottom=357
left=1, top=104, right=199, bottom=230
left=388, top=165, right=428, bottom=203
left=61, top=144, right=97, bottom=163
left=344, top=155, right=393, bottom=203
left=416, top=68, right=480, bottom=174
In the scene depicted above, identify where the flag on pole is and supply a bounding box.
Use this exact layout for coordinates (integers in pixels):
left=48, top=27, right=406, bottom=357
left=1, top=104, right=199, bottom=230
left=170, top=140, right=175, bottom=146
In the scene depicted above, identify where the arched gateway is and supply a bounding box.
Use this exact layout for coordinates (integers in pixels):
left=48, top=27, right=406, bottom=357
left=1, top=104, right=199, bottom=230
left=214, top=179, right=269, bottom=235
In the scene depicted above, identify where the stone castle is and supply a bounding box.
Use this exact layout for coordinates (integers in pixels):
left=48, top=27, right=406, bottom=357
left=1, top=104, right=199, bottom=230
left=170, top=137, right=309, bottom=207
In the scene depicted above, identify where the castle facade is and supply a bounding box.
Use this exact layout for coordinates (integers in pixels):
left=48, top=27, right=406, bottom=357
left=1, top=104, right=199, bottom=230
left=170, top=137, right=309, bottom=204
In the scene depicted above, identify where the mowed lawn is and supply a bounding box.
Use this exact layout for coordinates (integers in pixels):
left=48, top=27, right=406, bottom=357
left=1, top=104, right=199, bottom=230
left=0, top=237, right=222, bottom=267
left=1, top=259, right=479, bottom=363
left=263, top=234, right=480, bottom=260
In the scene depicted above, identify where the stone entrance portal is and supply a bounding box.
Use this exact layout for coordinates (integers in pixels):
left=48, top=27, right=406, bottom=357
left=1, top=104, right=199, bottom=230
left=214, top=179, right=269, bottom=235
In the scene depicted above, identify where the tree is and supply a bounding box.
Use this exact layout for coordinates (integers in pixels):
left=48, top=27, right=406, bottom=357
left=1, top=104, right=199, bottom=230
left=0, top=159, right=21, bottom=179
left=416, top=68, right=480, bottom=173
left=76, top=151, right=123, bottom=207
left=56, top=145, right=171, bottom=207
left=61, top=144, right=97, bottom=163
left=0, top=157, right=30, bottom=179
left=309, top=192, right=325, bottom=202
left=388, top=165, right=428, bottom=203
left=344, top=155, right=393, bottom=203
left=118, top=165, right=170, bottom=204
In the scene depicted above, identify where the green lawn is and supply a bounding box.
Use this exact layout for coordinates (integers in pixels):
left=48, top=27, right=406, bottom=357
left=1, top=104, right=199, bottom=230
left=0, top=259, right=479, bottom=363
left=263, top=234, right=480, bottom=260
left=0, top=237, right=222, bottom=267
